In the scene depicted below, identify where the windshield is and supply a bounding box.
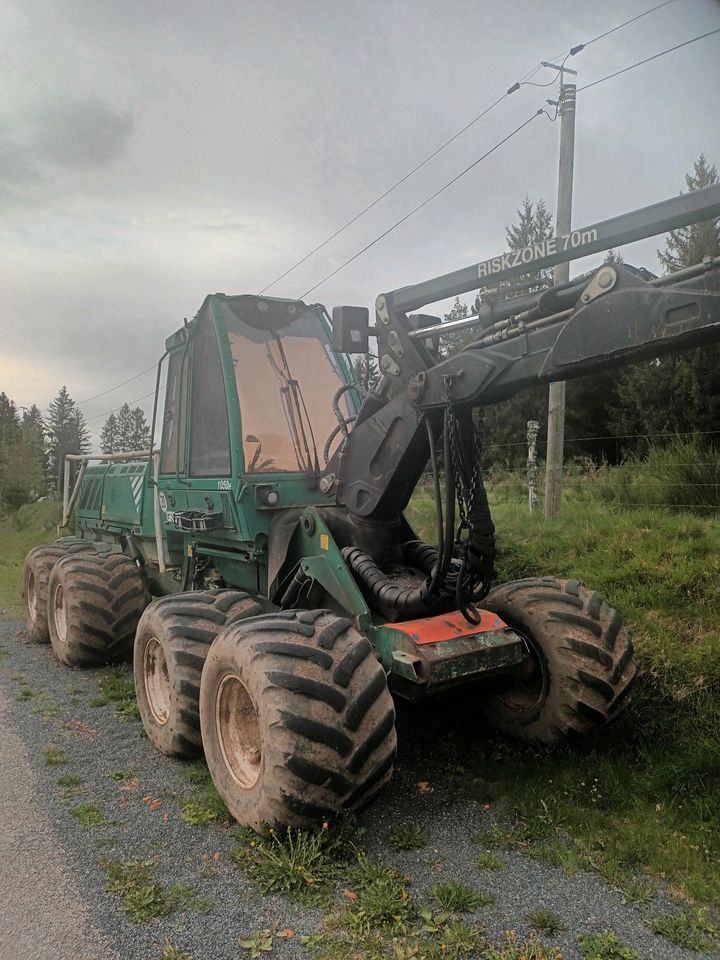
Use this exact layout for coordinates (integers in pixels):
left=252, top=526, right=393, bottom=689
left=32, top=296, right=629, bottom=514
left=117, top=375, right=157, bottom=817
left=224, top=307, right=353, bottom=473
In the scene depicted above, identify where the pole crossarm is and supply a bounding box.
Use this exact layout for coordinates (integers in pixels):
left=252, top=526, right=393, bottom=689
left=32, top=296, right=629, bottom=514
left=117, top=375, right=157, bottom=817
left=386, top=182, right=720, bottom=313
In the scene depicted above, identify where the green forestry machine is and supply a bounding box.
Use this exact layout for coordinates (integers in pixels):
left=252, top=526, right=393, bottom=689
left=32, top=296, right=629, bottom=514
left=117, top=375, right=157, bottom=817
left=22, top=185, right=720, bottom=831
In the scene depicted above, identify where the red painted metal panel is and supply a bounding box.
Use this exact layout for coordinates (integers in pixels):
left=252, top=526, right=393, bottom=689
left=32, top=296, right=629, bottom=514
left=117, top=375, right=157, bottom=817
left=385, top=609, right=507, bottom=645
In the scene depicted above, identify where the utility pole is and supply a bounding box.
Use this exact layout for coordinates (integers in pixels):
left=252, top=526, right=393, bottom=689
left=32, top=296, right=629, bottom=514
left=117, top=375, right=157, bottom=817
left=544, top=65, right=576, bottom=518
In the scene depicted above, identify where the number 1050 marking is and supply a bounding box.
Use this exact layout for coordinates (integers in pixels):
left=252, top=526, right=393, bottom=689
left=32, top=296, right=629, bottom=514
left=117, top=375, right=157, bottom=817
left=217, top=480, right=232, bottom=490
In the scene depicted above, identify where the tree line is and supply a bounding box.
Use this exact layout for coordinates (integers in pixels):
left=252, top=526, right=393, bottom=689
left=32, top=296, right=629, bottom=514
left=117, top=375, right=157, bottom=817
left=0, top=386, right=151, bottom=512
left=355, top=154, right=720, bottom=466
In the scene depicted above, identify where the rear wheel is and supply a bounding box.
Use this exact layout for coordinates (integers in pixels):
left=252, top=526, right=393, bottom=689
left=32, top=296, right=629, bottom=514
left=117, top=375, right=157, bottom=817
left=480, top=577, right=636, bottom=743
left=200, top=610, right=397, bottom=832
left=22, top=542, right=97, bottom=643
left=133, top=590, right=265, bottom=758
left=47, top=552, right=147, bottom=667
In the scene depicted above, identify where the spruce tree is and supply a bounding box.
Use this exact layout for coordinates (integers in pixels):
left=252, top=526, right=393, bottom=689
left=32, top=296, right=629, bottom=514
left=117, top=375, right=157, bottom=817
left=116, top=403, right=134, bottom=451
left=100, top=413, right=120, bottom=454
left=0, top=393, right=19, bottom=448
left=45, top=386, right=90, bottom=495
left=0, top=426, right=46, bottom=509
left=610, top=155, right=720, bottom=447
left=128, top=407, right=151, bottom=451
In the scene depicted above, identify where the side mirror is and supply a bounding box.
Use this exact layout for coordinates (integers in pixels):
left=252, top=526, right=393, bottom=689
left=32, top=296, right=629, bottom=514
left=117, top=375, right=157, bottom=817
left=331, top=305, right=370, bottom=353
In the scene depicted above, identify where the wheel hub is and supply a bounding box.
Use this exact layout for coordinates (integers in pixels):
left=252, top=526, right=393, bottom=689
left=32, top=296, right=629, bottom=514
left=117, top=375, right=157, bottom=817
left=495, top=633, right=547, bottom=712
left=144, top=636, right=171, bottom=725
left=215, top=673, right=261, bottom=789
left=53, top=583, right=67, bottom=643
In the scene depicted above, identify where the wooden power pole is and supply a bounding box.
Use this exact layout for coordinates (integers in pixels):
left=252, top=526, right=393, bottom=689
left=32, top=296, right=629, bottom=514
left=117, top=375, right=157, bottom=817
left=544, top=69, right=577, bottom=518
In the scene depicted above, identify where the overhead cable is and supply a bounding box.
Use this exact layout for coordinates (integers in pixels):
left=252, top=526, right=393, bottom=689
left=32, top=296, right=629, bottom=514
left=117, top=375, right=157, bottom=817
left=299, top=111, right=543, bottom=299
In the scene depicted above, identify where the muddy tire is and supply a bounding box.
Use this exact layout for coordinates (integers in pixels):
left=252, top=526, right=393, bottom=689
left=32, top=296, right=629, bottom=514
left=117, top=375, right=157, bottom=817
left=200, top=609, right=397, bottom=832
left=480, top=577, right=636, bottom=743
left=47, top=552, right=147, bottom=667
left=21, top=542, right=98, bottom=643
left=134, top=590, right=266, bottom=758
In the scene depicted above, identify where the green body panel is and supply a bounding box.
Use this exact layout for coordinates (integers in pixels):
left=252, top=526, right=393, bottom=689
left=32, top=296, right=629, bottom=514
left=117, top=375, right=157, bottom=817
left=76, top=460, right=154, bottom=536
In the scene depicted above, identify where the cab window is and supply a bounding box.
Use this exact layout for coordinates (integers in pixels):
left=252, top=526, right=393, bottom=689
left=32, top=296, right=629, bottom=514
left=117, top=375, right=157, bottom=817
left=159, top=350, right=188, bottom=474
left=189, top=318, right=231, bottom=477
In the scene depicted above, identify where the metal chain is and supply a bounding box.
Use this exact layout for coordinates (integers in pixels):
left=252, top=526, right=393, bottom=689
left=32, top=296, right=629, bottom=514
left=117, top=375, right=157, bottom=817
left=446, top=401, right=484, bottom=543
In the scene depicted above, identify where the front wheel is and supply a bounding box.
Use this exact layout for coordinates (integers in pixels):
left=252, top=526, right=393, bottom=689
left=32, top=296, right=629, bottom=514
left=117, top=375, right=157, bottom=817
left=480, top=577, right=636, bottom=743
left=134, top=589, right=266, bottom=758
left=200, top=610, right=397, bottom=832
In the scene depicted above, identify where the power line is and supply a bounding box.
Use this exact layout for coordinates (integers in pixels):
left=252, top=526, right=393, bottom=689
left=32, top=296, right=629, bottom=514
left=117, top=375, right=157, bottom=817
left=578, top=28, right=720, bottom=93
left=257, top=91, right=511, bottom=295
left=76, top=363, right=157, bottom=407
left=85, top=389, right=159, bottom=423
left=299, top=26, right=720, bottom=298
left=583, top=0, right=678, bottom=48
left=299, top=111, right=543, bottom=300
left=69, top=0, right=685, bottom=415
left=260, top=0, right=677, bottom=296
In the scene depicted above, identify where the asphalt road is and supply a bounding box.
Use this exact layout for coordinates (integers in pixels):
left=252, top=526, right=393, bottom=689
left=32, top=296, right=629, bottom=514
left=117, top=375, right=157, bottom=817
left=0, top=620, right=716, bottom=960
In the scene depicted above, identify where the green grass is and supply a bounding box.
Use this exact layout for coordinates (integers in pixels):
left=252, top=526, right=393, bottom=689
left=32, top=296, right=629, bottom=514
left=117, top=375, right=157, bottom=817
left=527, top=910, right=566, bottom=936
left=429, top=881, right=493, bottom=913
left=0, top=502, right=61, bottom=619
left=101, top=859, right=212, bottom=923
left=160, top=946, right=191, bottom=960
left=231, top=820, right=358, bottom=906
left=70, top=802, right=111, bottom=828
left=56, top=773, right=83, bottom=787
left=577, top=931, right=638, bottom=960
left=475, top=850, right=505, bottom=871
left=388, top=822, right=426, bottom=851
left=43, top=746, right=69, bottom=766
left=109, top=768, right=135, bottom=781
left=346, top=857, right=416, bottom=936
left=649, top=907, right=719, bottom=951
left=182, top=761, right=212, bottom=785
left=179, top=783, right=230, bottom=825
left=16, top=686, right=37, bottom=700
left=406, top=495, right=720, bottom=906
left=485, top=932, right=563, bottom=960
left=94, top=669, right=138, bottom=719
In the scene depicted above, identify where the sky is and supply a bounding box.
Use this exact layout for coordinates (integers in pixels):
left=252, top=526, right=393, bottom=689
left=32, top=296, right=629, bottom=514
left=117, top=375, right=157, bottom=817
left=2, top=0, right=720, bottom=446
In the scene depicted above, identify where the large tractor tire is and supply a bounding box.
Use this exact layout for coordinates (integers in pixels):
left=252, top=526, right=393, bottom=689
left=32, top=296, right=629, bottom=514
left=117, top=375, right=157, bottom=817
left=480, top=577, right=636, bottom=744
left=21, top=542, right=98, bottom=644
left=134, top=590, right=266, bottom=759
left=200, top=610, right=397, bottom=832
left=47, top=552, right=147, bottom=667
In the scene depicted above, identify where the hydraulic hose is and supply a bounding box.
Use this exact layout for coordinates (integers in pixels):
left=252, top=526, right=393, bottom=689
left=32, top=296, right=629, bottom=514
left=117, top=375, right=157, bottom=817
left=341, top=545, right=432, bottom=617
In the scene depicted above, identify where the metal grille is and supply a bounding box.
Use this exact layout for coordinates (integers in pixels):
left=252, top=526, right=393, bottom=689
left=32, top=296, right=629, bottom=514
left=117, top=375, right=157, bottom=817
left=220, top=494, right=234, bottom=530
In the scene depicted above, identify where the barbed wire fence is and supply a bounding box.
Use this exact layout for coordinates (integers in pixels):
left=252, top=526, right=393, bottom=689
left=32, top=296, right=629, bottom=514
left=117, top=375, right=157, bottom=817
left=475, top=423, right=720, bottom=514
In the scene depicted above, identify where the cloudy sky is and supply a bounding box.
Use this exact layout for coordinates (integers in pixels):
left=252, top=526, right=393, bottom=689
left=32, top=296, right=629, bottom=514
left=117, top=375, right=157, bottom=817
left=2, top=0, right=719, bottom=445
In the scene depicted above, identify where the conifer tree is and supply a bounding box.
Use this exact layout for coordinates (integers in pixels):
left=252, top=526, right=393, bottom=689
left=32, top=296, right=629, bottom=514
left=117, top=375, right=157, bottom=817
left=100, top=412, right=120, bottom=454
left=45, top=386, right=91, bottom=494
left=610, top=155, right=720, bottom=446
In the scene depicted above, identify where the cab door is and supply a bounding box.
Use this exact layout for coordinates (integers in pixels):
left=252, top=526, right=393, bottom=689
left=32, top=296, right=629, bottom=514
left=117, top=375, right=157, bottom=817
left=156, top=347, right=191, bottom=534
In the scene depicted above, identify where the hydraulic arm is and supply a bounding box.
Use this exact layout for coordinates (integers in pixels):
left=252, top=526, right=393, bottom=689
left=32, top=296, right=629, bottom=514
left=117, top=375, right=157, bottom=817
left=325, top=184, right=720, bottom=621
left=327, top=184, right=720, bottom=522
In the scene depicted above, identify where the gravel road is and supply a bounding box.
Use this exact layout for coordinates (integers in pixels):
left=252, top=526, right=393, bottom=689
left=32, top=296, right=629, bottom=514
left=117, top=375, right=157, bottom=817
left=0, top=620, right=716, bottom=960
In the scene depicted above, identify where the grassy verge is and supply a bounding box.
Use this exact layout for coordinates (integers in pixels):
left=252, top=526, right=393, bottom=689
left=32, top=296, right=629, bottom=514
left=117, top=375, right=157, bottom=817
left=0, top=501, right=61, bottom=619
left=405, top=495, right=720, bottom=908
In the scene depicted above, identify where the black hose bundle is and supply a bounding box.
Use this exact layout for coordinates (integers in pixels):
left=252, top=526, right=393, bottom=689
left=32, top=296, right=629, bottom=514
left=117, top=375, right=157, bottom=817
left=342, top=407, right=496, bottom=625
left=341, top=546, right=431, bottom=618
